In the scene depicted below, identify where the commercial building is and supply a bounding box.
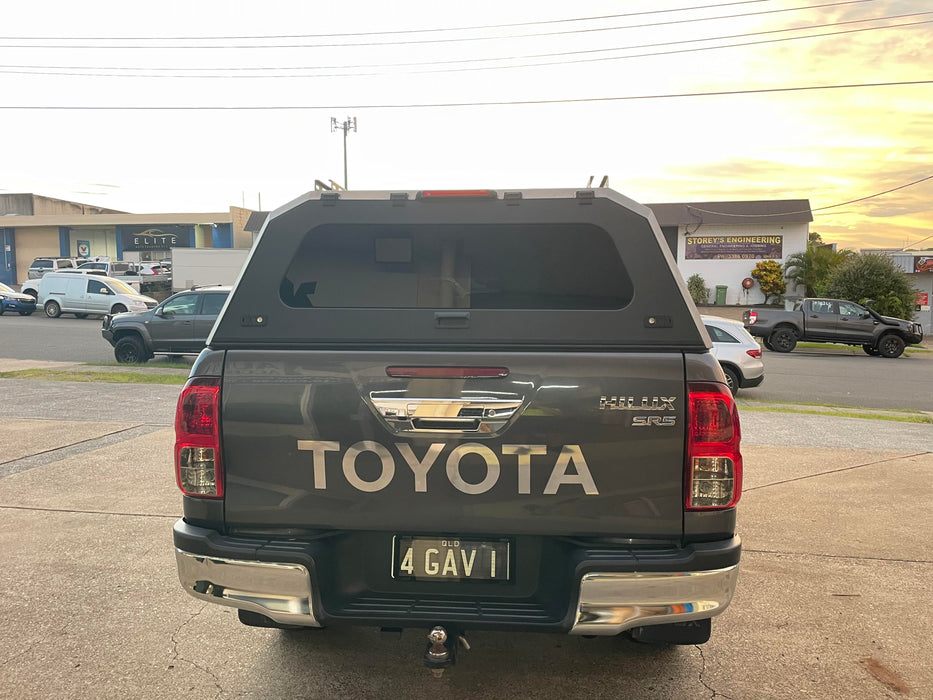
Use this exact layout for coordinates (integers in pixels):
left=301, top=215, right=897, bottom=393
left=646, top=199, right=812, bottom=306
left=1, top=193, right=254, bottom=286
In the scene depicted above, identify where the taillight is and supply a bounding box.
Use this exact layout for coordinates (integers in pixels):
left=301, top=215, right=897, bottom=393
left=174, top=377, right=223, bottom=498
left=746, top=311, right=757, bottom=325
left=746, top=349, right=762, bottom=359
left=686, top=382, right=742, bottom=510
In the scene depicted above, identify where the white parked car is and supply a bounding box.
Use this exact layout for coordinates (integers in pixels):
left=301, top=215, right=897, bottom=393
left=702, top=315, right=764, bottom=395
left=37, top=272, right=157, bottom=319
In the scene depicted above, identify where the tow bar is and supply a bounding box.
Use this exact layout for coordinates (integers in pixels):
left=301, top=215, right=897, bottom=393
left=423, top=626, right=469, bottom=677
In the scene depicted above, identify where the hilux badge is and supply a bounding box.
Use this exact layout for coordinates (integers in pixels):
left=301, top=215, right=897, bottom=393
left=599, top=396, right=676, bottom=411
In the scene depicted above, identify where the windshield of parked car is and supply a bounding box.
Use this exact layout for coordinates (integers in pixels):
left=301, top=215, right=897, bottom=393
left=107, top=279, right=137, bottom=295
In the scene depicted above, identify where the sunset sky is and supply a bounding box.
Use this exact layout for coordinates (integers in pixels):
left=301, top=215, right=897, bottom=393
left=1, top=0, right=930, bottom=251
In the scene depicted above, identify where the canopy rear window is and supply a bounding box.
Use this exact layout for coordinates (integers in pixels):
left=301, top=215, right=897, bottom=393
left=280, top=223, right=633, bottom=310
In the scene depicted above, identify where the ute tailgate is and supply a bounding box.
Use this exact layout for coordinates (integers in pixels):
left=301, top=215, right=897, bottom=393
left=220, top=349, right=687, bottom=538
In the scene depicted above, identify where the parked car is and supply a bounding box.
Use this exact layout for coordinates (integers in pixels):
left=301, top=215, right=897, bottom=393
left=37, top=272, right=157, bottom=319
left=28, top=257, right=82, bottom=279
left=101, top=285, right=231, bottom=363
left=0, top=282, right=37, bottom=316
left=139, top=263, right=167, bottom=276
left=743, top=298, right=923, bottom=358
left=77, top=260, right=141, bottom=276
left=20, top=268, right=108, bottom=298
left=702, top=315, right=764, bottom=395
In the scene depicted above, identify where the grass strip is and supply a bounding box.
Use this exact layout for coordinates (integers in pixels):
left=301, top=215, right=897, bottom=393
left=0, top=369, right=187, bottom=385
left=739, top=404, right=933, bottom=424
left=87, top=361, right=192, bottom=370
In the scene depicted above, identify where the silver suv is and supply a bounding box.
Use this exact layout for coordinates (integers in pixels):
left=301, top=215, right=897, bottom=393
left=101, top=286, right=231, bottom=363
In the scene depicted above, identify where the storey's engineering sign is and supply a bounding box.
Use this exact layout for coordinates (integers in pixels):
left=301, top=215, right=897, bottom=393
left=685, top=235, right=783, bottom=260
left=121, top=225, right=191, bottom=251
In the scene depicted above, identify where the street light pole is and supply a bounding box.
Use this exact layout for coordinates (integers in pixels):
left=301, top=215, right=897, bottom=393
left=330, top=116, right=357, bottom=190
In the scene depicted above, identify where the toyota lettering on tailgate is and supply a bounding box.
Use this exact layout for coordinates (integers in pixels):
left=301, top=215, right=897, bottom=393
left=296, top=441, right=599, bottom=495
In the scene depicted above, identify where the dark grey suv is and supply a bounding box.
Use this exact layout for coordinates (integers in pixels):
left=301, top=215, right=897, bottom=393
left=101, top=286, right=230, bottom=363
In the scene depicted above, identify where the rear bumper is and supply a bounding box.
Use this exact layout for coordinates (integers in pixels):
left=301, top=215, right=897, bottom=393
left=174, top=519, right=740, bottom=634
left=741, top=373, right=765, bottom=389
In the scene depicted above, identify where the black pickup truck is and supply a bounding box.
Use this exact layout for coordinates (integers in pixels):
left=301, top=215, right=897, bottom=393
left=171, top=188, right=743, bottom=671
left=743, top=298, right=923, bottom=358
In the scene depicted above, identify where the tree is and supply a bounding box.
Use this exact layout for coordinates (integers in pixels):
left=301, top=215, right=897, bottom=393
left=686, top=273, right=710, bottom=305
left=825, top=253, right=916, bottom=320
left=784, top=245, right=853, bottom=297
left=751, top=260, right=786, bottom=304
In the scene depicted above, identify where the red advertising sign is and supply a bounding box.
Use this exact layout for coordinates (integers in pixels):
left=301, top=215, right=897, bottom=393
left=914, top=256, right=933, bottom=273
left=917, top=291, right=930, bottom=311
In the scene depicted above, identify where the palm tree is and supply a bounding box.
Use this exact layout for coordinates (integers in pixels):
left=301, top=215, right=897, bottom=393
left=784, top=241, right=852, bottom=297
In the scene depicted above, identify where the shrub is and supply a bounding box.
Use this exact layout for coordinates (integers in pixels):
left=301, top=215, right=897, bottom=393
left=686, top=274, right=710, bottom=305
left=751, top=260, right=786, bottom=304
left=825, top=253, right=916, bottom=320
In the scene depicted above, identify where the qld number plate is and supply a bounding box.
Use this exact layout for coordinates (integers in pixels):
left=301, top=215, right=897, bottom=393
left=393, top=536, right=510, bottom=581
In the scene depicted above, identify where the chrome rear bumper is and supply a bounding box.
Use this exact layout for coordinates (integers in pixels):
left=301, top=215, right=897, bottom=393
left=569, top=566, right=739, bottom=635
left=175, top=549, right=322, bottom=627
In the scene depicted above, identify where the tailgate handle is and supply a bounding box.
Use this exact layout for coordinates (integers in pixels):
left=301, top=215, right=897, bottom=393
left=435, top=311, right=470, bottom=329
left=371, top=397, right=522, bottom=434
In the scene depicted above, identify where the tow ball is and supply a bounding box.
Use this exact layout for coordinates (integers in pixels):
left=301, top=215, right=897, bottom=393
left=423, top=626, right=470, bottom=677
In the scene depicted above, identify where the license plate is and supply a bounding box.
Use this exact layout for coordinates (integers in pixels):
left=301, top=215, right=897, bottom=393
left=392, top=536, right=510, bottom=581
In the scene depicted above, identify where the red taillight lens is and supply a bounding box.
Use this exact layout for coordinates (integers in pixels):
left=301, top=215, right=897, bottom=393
left=746, top=348, right=762, bottom=359
left=686, top=382, right=742, bottom=510
left=175, top=377, right=223, bottom=498
left=747, top=311, right=758, bottom=325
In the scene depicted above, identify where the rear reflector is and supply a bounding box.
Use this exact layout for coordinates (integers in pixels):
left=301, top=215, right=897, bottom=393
left=686, top=382, right=742, bottom=510
left=386, top=366, right=509, bottom=378
left=175, top=377, right=223, bottom=498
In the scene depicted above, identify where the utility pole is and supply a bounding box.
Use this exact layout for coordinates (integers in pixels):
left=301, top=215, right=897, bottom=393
left=330, top=116, right=357, bottom=190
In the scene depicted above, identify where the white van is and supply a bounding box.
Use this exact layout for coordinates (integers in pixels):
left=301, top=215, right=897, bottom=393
left=37, top=272, right=157, bottom=319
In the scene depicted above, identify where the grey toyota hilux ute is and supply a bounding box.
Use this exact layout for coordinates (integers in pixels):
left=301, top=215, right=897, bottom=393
left=172, top=188, right=742, bottom=671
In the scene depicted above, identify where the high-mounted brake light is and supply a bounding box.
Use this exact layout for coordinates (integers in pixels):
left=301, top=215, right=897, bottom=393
left=174, top=377, right=223, bottom=498
left=386, top=366, right=509, bottom=378
left=686, top=382, right=742, bottom=510
left=418, top=190, right=495, bottom=199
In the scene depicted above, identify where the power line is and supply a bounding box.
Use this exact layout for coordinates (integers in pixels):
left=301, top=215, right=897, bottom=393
left=0, top=0, right=879, bottom=50
left=1, top=79, right=930, bottom=110
left=687, top=174, right=933, bottom=218
left=0, top=1, right=775, bottom=41
left=2, top=15, right=927, bottom=79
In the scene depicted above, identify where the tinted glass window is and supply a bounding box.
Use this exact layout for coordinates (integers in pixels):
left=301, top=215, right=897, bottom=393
left=810, top=300, right=836, bottom=314
left=705, top=325, right=739, bottom=343
left=200, top=293, right=228, bottom=316
left=87, top=279, right=110, bottom=295
left=281, top=223, right=632, bottom=310
left=163, top=294, right=199, bottom=315
left=32, top=259, right=52, bottom=269
left=838, top=301, right=864, bottom=317
left=58, top=260, right=74, bottom=269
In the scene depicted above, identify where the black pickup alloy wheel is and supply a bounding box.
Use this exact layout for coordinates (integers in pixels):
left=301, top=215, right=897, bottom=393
left=769, top=328, right=797, bottom=353
left=114, top=336, right=148, bottom=364
left=878, top=334, right=905, bottom=359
